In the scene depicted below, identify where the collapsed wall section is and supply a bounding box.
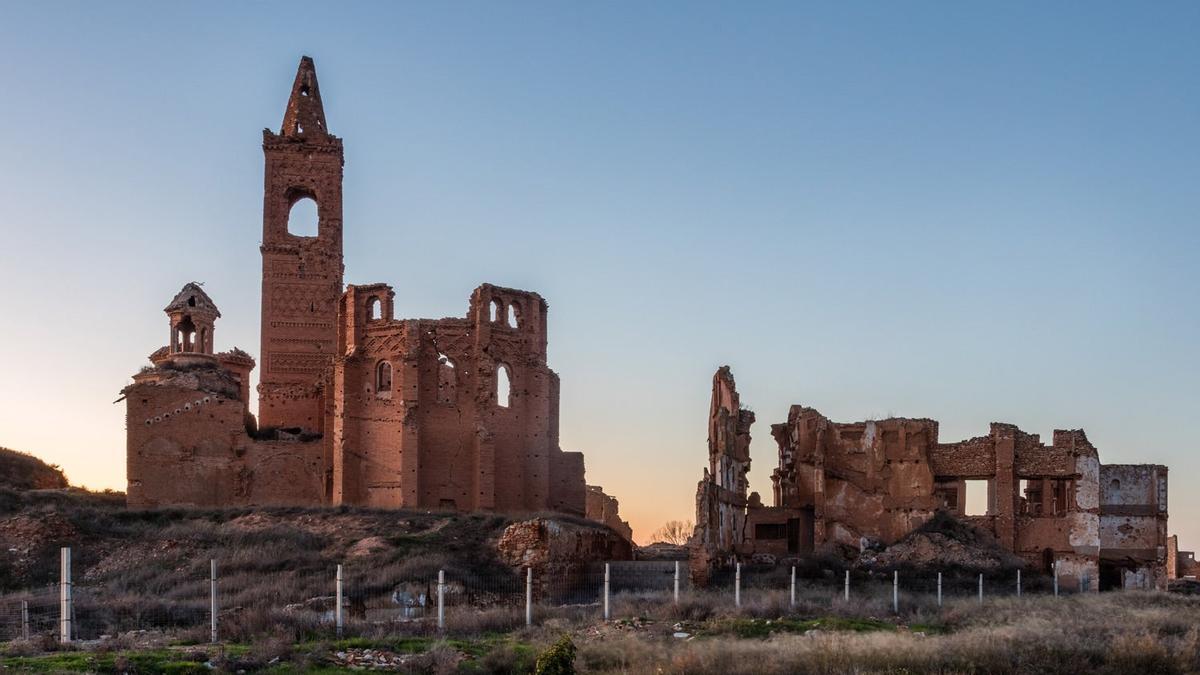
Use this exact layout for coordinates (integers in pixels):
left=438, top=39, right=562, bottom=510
left=690, top=364, right=1169, bottom=590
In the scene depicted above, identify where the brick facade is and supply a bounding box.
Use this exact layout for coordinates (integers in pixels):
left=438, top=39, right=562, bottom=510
left=123, top=57, right=617, bottom=526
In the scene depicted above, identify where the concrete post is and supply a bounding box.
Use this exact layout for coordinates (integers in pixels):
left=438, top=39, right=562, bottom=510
left=209, top=559, right=218, bottom=644
left=790, top=566, right=797, bottom=607
left=977, top=573, right=983, bottom=604
left=674, top=561, right=681, bottom=605
left=526, top=567, right=534, bottom=626
left=59, top=547, right=71, bottom=644
left=735, top=562, right=742, bottom=608
left=437, top=570, right=446, bottom=631
left=892, top=570, right=898, bottom=614
left=1016, top=569, right=1021, bottom=598
left=603, top=563, right=610, bottom=621
left=843, top=569, right=850, bottom=603
left=21, top=600, right=29, bottom=641
left=335, top=564, right=344, bottom=638
left=1053, top=560, right=1059, bottom=597
left=937, top=572, right=942, bottom=607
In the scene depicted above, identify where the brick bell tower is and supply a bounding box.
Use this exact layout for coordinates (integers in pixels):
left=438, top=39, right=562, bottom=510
left=258, top=56, right=344, bottom=434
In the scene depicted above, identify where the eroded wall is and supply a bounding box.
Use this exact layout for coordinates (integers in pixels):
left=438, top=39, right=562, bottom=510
left=126, top=377, right=325, bottom=508
left=330, top=283, right=586, bottom=515
left=690, top=365, right=1167, bottom=590
left=1099, top=464, right=1168, bottom=589
left=586, top=485, right=633, bottom=541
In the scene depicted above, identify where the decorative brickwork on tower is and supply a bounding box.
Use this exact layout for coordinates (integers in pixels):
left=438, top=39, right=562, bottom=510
left=258, top=56, right=345, bottom=435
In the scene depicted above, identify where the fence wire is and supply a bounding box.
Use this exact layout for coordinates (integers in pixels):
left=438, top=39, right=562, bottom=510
left=0, top=552, right=1105, bottom=644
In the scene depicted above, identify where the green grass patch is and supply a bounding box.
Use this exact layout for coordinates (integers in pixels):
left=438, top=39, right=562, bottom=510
left=0, top=649, right=211, bottom=674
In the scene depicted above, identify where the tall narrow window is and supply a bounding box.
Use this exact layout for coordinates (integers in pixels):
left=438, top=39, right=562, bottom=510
left=496, top=364, right=511, bottom=408
left=490, top=300, right=501, bottom=323
left=437, top=354, right=457, bottom=405
left=507, top=302, right=519, bottom=328
left=375, top=361, right=393, bottom=398
left=367, top=296, right=382, bottom=321
left=287, top=197, right=319, bottom=237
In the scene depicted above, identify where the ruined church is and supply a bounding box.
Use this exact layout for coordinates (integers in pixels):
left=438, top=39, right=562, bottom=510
left=692, top=366, right=1171, bottom=591
left=123, top=57, right=629, bottom=535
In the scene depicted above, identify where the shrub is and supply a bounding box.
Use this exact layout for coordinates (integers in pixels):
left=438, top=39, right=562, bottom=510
left=534, top=634, right=576, bottom=675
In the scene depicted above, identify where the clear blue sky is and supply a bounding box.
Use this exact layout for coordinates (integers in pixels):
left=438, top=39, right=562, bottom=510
left=0, top=2, right=1197, bottom=544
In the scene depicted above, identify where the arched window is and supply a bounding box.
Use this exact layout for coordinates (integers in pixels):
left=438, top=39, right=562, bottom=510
left=437, top=354, right=457, bottom=405
left=496, top=364, right=512, bottom=408
left=375, top=361, right=393, bottom=398
left=287, top=196, right=319, bottom=237
left=367, top=296, right=382, bottom=321
left=177, top=316, right=196, bottom=352
left=1110, top=478, right=1121, bottom=491
left=507, top=302, right=520, bottom=329
left=490, top=299, right=502, bottom=323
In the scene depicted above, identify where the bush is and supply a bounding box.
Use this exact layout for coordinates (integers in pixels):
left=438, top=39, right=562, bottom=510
left=534, top=634, right=576, bottom=675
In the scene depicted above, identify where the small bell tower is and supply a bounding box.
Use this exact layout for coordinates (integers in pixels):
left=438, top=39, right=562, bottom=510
left=165, top=282, right=220, bottom=358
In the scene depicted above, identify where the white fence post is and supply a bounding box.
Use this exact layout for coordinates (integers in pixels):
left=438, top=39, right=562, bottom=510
left=735, top=562, right=742, bottom=608
left=673, top=561, right=680, bottom=605
left=790, top=566, right=796, bottom=607
left=21, top=600, right=29, bottom=641
left=335, top=564, right=344, bottom=638
left=526, top=567, right=534, bottom=626
left=1053, top=560, right=1059, bottom=597
left=603, top=563, right=610, bottom=621
left=209, top=559, right=218, bottom=644
left=1016, top=569, right=1021, bottom=598
left=977, top=573, right=983, bottom=604
left=437, top=570, right=446, bottom=631
left=937, top=572, right=942, bottom=607
left=892, top=570, right=898, bottom=614
left=59, top=547, right=71, bottom=644
left=843, top=569, right=850, bottom=603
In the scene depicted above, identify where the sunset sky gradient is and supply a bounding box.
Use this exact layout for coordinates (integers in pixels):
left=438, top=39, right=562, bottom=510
left=1, top=2, right=1197, bottom=545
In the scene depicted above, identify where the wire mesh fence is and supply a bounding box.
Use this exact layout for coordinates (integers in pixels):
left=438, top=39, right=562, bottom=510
left=0, top=548, right=1110, bottom=645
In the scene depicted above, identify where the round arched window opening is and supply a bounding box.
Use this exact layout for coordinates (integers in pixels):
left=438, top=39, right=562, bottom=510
left=287, top=196, right=319, bottom=237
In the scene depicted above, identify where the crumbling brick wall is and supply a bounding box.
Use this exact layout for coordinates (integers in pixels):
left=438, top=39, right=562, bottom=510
left=586, top=485, right=633, bottom=541
left=125, top=372, right=325, bottom=508
left=1099, top=464, right=1168, bottom=589
left=690, top=365, right=1169, bottom=590
left=690, top=367, right=754, bottom=580
left=329, top=283, right=585, bottom=514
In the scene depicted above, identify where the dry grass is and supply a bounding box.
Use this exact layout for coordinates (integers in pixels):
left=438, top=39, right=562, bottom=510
left=573, top=591, right=1200, bottom=674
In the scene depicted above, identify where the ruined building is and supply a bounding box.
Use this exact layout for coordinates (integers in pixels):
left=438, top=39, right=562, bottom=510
left=691, top=366, right=1170, bottom=591
left=123, top=57, right=624, bottom=531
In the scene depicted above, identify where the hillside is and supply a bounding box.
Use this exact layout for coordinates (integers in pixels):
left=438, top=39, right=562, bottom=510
left=0, top=447, right=67, bottom=491
left=0, top=486, right=631, bottom=641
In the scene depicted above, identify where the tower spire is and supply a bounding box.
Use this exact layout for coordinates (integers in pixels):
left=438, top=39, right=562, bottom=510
left=280, top=55, right=330, bottom=139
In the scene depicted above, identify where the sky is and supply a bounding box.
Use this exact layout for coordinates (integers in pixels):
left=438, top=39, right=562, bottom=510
left=0, top=2, right=1198, bottom=546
